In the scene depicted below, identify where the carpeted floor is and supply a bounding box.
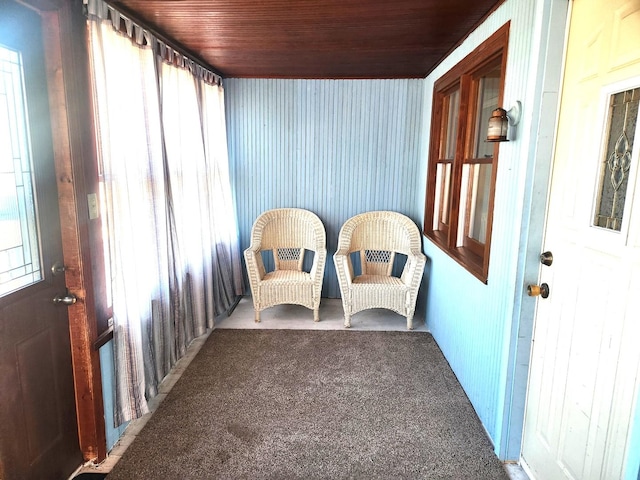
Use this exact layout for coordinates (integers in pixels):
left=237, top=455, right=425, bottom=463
left=107, top=329, right=509, bottom=479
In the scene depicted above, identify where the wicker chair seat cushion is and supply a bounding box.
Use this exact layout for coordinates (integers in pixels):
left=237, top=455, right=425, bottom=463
left=261, top=270, right=314, bottom=285
left=352, top=275, right=405, bottom=287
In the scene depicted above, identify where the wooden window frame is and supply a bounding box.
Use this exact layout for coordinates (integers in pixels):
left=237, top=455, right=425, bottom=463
left=424, top=23, right=509, bottom=283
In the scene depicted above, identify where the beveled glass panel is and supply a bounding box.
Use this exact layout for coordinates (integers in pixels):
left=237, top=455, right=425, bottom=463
left=473, top=64, right=501, bottom=159
left=0, top=44, right=42, bottom=297
left=594, top=87, right=639, bottom=231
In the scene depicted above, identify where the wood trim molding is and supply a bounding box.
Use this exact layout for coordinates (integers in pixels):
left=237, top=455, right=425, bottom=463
left=94, top=325, right=114, bottom=351
left=39, top=1, right=107, bottom=463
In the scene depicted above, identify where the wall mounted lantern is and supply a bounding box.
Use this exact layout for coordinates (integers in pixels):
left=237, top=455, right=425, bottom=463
left=487, top=101, right=522, bottom=142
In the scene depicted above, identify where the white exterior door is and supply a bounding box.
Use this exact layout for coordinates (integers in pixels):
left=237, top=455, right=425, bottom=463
left=521, top=0, right=640, bottom=479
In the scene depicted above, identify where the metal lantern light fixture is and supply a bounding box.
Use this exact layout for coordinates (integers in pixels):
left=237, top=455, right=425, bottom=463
left=487, top=101, right=522, bottom=142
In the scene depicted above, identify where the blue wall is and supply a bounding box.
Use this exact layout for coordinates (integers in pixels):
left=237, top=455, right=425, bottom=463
left=225, top=79, right=425, bottom=299
left=99, top=341, right=128, bottom=450
left=419, top=0, right=568, bottom=460
left=628, top=386, right=640, bottom=480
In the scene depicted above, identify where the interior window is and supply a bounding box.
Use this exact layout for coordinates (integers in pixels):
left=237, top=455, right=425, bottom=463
left=424, top=24, right=509, bottom=283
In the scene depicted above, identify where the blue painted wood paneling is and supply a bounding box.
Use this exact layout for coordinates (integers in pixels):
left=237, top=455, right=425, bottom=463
left=418, top=0, right=568, bottom=460
left=225, top=79, right=425, bottom=299
left=627, top=385, right=640, bottom=479
left=99, top=340, right=128, bottom=450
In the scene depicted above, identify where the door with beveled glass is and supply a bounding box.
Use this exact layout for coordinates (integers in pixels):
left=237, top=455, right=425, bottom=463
left=0, top=1, right=82, bottom=479
left=521, top=0, right=640, bottom=478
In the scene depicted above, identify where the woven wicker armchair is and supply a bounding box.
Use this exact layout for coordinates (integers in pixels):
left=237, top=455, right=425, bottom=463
left=333, top=211, right=426, bottom=330
left=244, top=208, right=327, bottom=323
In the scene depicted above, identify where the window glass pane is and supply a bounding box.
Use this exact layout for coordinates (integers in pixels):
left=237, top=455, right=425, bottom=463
left=0, top=44, right=42, bottom=297
left=473, top=64, right=501, bottom=159
left=433, top=89, right=458, bottom=231
left=442, top=89, right=460, bottom=160
left=459, top=163, right=492, bottom=245
left=470, top=163, right=492, bottom=242
left=434, top=162, right=452, bottom=229
left=594, top=87, right=639, bottom=231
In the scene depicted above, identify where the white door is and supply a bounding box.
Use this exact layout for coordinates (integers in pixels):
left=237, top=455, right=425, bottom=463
left=521, top=0, right=640, bottom=479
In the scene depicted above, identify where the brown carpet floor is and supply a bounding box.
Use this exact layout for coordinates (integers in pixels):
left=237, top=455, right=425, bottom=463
left=107, top=329, right=509, bottom=479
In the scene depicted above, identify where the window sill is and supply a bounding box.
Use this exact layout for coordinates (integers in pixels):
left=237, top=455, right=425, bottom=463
left=424, top=231, right=488, bottom=284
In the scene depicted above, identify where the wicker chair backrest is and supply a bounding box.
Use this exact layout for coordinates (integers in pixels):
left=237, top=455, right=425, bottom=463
left=251, top=208, right=326, bottom=252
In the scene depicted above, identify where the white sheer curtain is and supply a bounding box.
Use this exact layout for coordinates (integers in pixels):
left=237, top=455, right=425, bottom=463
left=158, top=61, right=243, bottom=357
left=198, top=78, right=244, bottom=312
left=87, top=0, right=243, bottom=424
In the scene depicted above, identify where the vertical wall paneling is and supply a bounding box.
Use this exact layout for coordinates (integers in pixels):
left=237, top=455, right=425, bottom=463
left=419, top=0, right=569, bottom=460
left=99, top=341, right=128, bottom=450
left=226, top=79, right=425, bottom=300
left=631, top=340, right=640, bottom=479
left=500, top=0, right=569, bottom=461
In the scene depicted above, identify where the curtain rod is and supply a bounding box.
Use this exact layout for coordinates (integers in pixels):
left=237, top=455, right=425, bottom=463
left=84, top=0, right=224, bottom=85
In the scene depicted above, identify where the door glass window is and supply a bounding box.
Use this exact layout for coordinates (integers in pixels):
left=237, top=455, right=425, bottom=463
left=594, top=87, right=639, bottom=231
left=0, top=44, right=42, bottom=296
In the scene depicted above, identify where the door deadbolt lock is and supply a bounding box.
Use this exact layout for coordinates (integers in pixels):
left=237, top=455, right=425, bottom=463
left=527, top=283, right=549, bottom=299
left=51, top=262, right=66, bottom=276
left=539, top=251, right=553, bottom=266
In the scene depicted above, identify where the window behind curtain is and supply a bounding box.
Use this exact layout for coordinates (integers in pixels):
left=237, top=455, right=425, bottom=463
left=87, top=0, right=243, bottom=424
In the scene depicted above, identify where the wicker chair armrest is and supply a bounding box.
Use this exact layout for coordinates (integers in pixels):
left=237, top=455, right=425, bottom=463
left=244, top=246, right=266, bottom=283
left=311, top=247, right=328, bottom=283
left=400, top=251, right=426, bottom=288
left=333, top=251, right=355, bottom=287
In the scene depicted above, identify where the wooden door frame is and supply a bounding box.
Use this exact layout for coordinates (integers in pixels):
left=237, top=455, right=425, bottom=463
left=20, top=0, right=108, bottom=463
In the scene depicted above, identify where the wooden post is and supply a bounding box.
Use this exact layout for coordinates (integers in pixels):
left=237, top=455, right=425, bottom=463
left=37, top=0, right=108, bottom=463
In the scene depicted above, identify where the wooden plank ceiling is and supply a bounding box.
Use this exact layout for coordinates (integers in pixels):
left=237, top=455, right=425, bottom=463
left=110, top=0, right=504, bottom=79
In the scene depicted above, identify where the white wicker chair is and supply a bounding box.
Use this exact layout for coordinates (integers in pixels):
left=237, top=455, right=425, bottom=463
left=244, top=208, right=327, bottom=322
left=333, top=211, right=426, bottom=330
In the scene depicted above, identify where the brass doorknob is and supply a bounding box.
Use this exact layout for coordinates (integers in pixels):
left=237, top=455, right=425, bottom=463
left=527, top=283, right=549, bottom=298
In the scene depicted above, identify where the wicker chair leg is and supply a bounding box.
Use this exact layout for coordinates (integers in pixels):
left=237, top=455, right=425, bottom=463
left=313, top=308, right=320, bottom=322
left=255, top=310, right=261, bottom=323
left=344, top=314, right=351, bottom=328
left=406, top=315, right=413, bottom=330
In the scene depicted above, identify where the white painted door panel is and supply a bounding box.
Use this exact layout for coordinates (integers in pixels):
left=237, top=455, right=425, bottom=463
left=522, top=0, right=640, bottom=479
